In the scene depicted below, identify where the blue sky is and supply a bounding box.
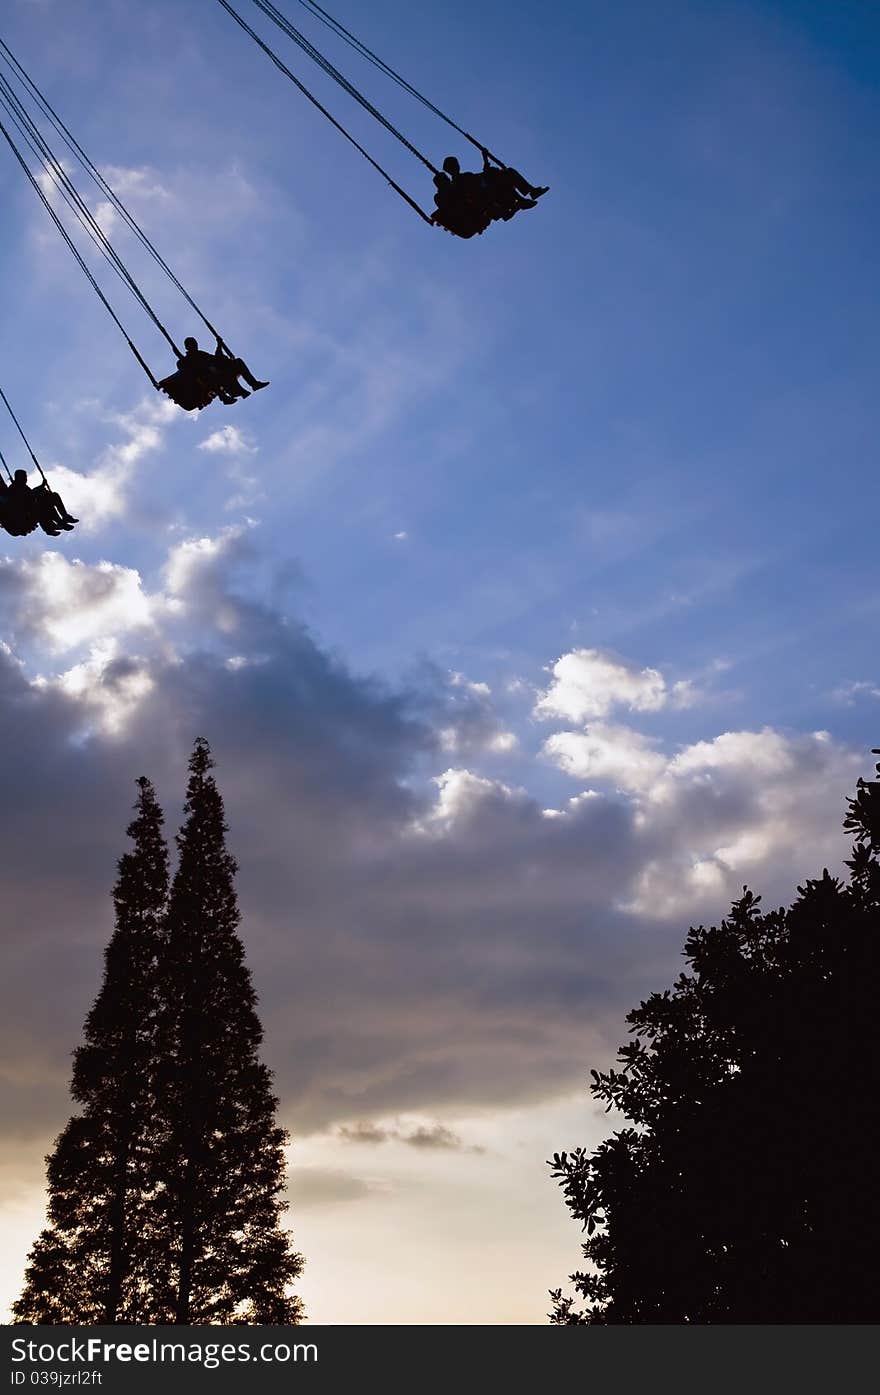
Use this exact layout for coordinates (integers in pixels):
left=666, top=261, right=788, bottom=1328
left=1, top=0, right=879, bottom=1323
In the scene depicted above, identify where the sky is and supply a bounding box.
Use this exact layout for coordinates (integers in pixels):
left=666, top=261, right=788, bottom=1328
left=0, top=0, right=879, bottom=1325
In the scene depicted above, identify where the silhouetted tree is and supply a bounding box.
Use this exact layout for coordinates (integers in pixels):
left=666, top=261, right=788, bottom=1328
left=550, top=750, right=880, bottom=1324
left=14, top=778, right=169, bottom=1323
left=152, top=738, right=303, bottom=1323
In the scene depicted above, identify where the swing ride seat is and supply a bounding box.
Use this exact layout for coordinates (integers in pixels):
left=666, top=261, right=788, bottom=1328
left=431, top=204, right=491, bottom=239
left=0, top=513, right=38, bottom=538
left=431, top=213, right=486, bottom=239
left=158, top=369, right=220, bottom=413
left=0, top=490, right=44, bottom=537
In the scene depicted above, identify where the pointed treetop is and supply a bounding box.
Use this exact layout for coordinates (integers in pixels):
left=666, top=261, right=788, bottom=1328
left=127, top=774, right=162, bottom=822
left=119, top=777, right=168, bottom=888
left=176, top=741, right=224, bottom=846
left=189, top=737, right=214, bottom=776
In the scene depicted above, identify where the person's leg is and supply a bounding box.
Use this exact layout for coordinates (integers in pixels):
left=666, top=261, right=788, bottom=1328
left=505, top=167, right=549, bottom=199
left=229, top=357, right=269, bottom=392
left=50, top=490, right=78, bottom=525
left=34, top=494, right=54, bottom=533
left=207, top=359, right=249, bottom=399
left=483, top=169, right=534, bottom=220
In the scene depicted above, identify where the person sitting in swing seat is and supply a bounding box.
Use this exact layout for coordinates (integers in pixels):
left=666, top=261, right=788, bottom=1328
left=0, top=470, right=78, bottom=537
left=34, top=478, right=78, bottom=535
left=432, top=160, right=490, bottom=238
left=478, top=149, right=549, bottom=219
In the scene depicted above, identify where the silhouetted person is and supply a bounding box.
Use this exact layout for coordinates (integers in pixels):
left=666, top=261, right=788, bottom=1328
left=177, top=338, right=269, bottom=405
left=478, top=149, right=549, bottom=220
left=33, top=479, right=78, bottom=535
left=431, top=157, right=490, bottom=238
left=0, top=470, right=77, bottom=537
left=0, top=472, right=31, bottom=535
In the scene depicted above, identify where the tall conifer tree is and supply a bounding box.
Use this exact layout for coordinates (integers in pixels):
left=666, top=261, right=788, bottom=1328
left=154, top=738, right=303, bottom=1323
left=14, top=778, right=169, bottom=1323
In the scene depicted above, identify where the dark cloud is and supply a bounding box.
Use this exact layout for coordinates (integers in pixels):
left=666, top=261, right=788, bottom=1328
left=404, top=1124, right=482, bottom=1154
left=336, top=1122, right=390, bottom=1146
left=335, top=1121, right=483, bottom=1153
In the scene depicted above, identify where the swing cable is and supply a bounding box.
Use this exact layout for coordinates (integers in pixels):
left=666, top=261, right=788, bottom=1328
left=213, top=0, right=435, bottom=222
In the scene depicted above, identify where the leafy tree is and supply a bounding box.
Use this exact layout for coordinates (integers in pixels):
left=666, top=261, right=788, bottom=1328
left=550, top=750, right=880, bottom=1323
left=152, top=738, right=303, bottom=1323
left=14, top=778, right=169, bottom=1323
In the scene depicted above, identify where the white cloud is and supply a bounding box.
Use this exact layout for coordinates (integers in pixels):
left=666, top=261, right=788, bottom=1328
left=98, top=166, right=171, bottom=202
left=420, top=768, right=524, bottom=833
left=451, top=672, right=491, bottom=697
left=47, top=396, right=178, bottom=531
left=163, top=525, right=249, bottom=600
left=832, top=679, right=880, bottom=705
left=537, top=704, right=862, bottom=921
left=487, top=730, right=518, bottom=754
left=0, top=521, right=258, bottom=700
left=427, top=670, right=518, bottom=758
left=543, top=722, right=666, bottom=792
left=33, top=161, right=170, bottom=242
left=671, top=679, right=700, bottom=708
left=34, top=158, right=76, bottom=211
left=535, top=648, right=672, bottom=723
left=36, top=639, right=155, bottom=736
left=3, top=553, right=157, bottom=654
left=626, top=728, right=860, bottom=917
left=92, top=165, right=172, bottom=237
left=198, top=425, right=257, bottom=456
left=659, top=726, right=798, bottom=786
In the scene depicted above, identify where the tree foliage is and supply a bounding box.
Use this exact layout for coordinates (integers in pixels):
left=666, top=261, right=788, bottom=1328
left=550, top=750, right=880, bottom=1323
left=15, top=778, right=168, bottom=1323
left=153, top=738, right=303, bottom=1323
left=16, top=743, right=303, bottom=1324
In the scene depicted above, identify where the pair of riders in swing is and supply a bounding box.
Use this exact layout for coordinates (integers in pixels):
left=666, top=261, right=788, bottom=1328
left=159, top=337, right=270, bottom=412
left=0, top=470, right=78, bottom=538
left=431, top=149, right=549, bottom=238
